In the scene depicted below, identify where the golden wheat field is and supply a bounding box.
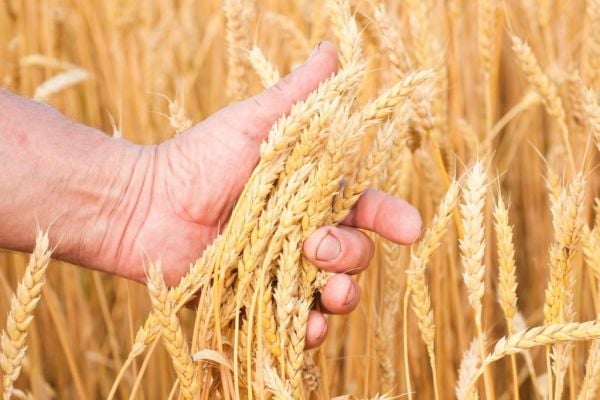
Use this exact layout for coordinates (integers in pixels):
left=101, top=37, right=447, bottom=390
left=2, top=0, right=600, bottom=398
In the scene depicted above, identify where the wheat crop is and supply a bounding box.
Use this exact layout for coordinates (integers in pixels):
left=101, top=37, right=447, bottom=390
left=2, top=0, right=600, bottom=399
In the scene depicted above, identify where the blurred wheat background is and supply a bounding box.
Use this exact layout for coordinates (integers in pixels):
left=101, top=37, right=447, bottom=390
left=1, top=0, right=600, bottom=399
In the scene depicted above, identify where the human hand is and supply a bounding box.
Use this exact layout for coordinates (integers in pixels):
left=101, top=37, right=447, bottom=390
left=0, top=42, right=422, bottom=349
left=120, top=42, right=422, bottom=347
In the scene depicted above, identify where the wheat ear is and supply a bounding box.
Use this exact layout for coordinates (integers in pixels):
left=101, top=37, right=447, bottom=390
left=224, top=0, right=254, bottom=100
left=510, top=34, right=575, bottom=171
left=494, top=193, right=518, bottom=332
left=374, top=5, right=410, bottom=77
left=329, top=121, right=396, bottom=223
left=478, top=0, right=496, bottom=78
left=459, top=162, right=488, bottom=328
left=1, top=230, right=52, bottom=400
left=578, top=339, right=600, bottom=400
left=583, top=88, right=600, bottom=152
left=286, top=299, right=310, bottom=398
left=582, top=0, right=600, bottom=88
left=325, top=0, right=361, bottom=69
left=408, top=181, right=460, bottom=400
left=248, top=46, right=280, bottom=88
left=543, top=173, right=586, bottom=325
left=264, top=364, right=293, bottom=400
left=465, top=321, right=600, bottom=399
left=456, top=339, right=482, bottom=400
left=146, top=262, right=198, bottom=399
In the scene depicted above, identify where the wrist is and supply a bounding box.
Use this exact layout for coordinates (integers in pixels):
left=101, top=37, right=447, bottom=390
left=0, top=90, right=156, bottom=276
left=54, top=136, right=156, bottom=276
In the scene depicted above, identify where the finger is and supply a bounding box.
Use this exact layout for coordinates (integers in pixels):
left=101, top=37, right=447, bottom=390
left=342, top=188, right=423, bottom=245
left=305, top=310, right=328, bottom=349
left=215, top=41, right=339, bottom=141
left=303, top=225, right=374, bottom=274
left=318, top=274, right=361, bottom=314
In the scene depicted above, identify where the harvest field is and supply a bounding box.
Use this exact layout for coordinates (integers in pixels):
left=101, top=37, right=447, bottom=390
left=2, top=0, right=600, bottom=399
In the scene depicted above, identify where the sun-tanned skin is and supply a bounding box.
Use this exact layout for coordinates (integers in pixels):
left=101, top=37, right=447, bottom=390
left=0, top=42, right=423, bottom=348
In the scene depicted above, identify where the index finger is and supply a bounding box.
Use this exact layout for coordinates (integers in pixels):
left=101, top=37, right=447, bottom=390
left=340, top=188, right=423, bottom=245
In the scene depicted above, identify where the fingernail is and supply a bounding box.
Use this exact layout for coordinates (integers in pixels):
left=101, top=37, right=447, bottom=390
left=308, top=41, right=322, bottom=61
left=344, top=282, right=357, bottom=306
left=315, top=233, right=341, bottom=261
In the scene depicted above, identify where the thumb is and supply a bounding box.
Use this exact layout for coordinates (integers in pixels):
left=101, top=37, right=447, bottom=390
left=209, top=41, right=339, bottom=142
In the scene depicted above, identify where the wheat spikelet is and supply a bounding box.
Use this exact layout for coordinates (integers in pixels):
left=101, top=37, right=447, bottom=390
left=462, top=321, right=600, bottom=399
left=330, top=121, right=396, bottom=223
left=565, top=71, right=586, bottom=128
left=374, top=5, right=410, bottom=77
left=543, top=173, right=586, bottom=397
left=280, top=97, right=342, bottom=180
left=274, top=227, right=301, bottom=367
left=375, top=313, right=396, bottom=391
left=33, top=68, right=90, bottom=101
left=285, top=299, right=310, bottom=398
left=224, top=0, right=254, bottom=100
left=478, top=0, right=496, bottom=78
left=510, top=35, right=560, bottom=116
left=583, top=0, right=600, bottom=89
left=494, top=193, right=518, bottom=332
left=486, top=321, right=600, bottom=365
left=544, top=173, right=586, bottom=325
left=459, top=162, right=488, bottom=328
left=409, top=181, right=459, bottom=354
left=583, top=88, right=600, bottom=151
left=325, top=0, right=360, bottom=69
left=456, top=339, right=481, bottom=400
left=1, top=230, right=52, bottom=400
left=248, top=46, right=281, bottom=88
left=405, top=0, right=433, bottom=68
left=301, top=352, right=320, bottom=394
left=167, top=94, right=192, bottom=135
left=582, top=226, right=600, bottom=280
left=578, top=340, right=600, bottom=400
left=510, top=35, right=575, bottom=168
left=264, top=364, right=293, bottom=400
left=146, top=262, right=198, bottom=399
left=407, top=181, right=459, bottom=399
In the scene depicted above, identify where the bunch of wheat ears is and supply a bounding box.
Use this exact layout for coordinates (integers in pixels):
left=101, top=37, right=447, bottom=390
left=2, top=0, right=600, bottom=398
